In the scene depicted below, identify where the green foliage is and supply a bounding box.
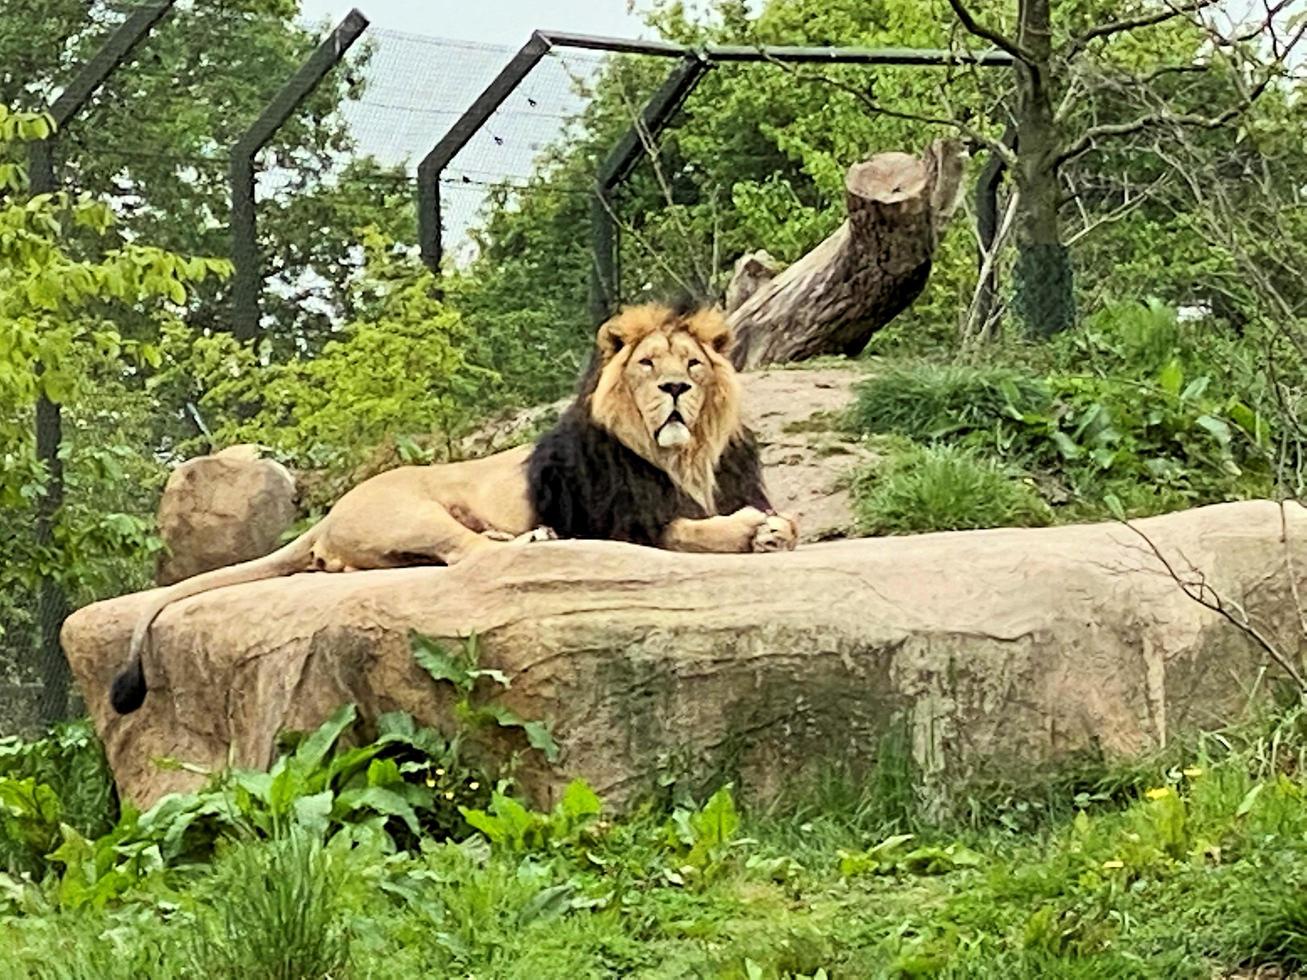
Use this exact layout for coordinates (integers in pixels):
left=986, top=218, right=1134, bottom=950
left=848, top=299, right=1275, bottom=530
left=854, top=444, right=1053, bottom=534
left=459, top=779, right=603, bottom=853
left=849, top=362, right=1052, bottom=453
left=0, top=720, right=115, bottom=877
left=8, top=710, right=1307, bottom=975
left=412, top=631, right=560, bottom=764
left=169, top=232, right=494, bottom=474
left=185, top=830, right=352, bottom=980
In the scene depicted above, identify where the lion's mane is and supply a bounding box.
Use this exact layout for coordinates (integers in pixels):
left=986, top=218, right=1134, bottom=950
left=527, top=303, right=771, bottom=547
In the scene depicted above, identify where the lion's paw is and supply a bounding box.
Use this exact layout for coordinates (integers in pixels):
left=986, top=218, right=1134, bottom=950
left=514, top=525, right=558, bottom=545
left=751, top=513, right=798, bottom=553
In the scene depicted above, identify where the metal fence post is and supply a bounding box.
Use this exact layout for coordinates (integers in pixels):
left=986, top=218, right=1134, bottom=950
left=590, top=55, right=710, bottom=323
left=417, top=32, right=551, bottom=274
left=229, top=9, right=370, bottom=341
left=25, top=0, right=176, bottom=727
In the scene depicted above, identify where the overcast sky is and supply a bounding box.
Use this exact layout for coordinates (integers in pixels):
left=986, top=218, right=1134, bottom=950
left=297, top=0, right=650, bottom=46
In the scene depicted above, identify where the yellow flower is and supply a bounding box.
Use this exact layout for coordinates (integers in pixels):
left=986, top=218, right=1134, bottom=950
left=1183, top=767, right=1205, bottom=779
left=1145, top=787, right=1173, bottom=800
left=1101, top=859, right=1125, bottom=870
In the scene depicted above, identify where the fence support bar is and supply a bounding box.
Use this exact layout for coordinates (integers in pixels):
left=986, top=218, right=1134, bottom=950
left=417, top=33, right=551, bottom=272
left=25, top=0, right=177, bottom=726
left=230, top=8, right=369, bottom=340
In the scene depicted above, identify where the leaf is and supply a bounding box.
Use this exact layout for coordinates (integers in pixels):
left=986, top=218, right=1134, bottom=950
left=293, top=790, right=334, bottom=835
left=334, top=786, right=421, bottom=835
left=1051, top=431, right=1081, bottom=459
left=411, top=632, right=470, bottom=691
left=478, top=705, right=560, bottom=762
left=558, top=780, right=602, bottom=821
left=516, top=883, right=575, bottom=926
left=293, top=703, right=357, bottom=774
left=1104, top=493, right=1126, bottom=522
left=693, top=786, right=739, bottom=850
left=1194, top=414, right=1232, bottom=447
left=1158, top=359, right=1184, bottom=396
left=521, top=721, right=561, bottom=763
left=1180, top=376, right=1210, bottom=402
left=1235, top=783, right=1265, bottom=818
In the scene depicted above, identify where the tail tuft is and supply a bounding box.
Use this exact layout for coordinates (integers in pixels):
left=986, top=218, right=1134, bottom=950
left=110, top=659, right=148, bottom=714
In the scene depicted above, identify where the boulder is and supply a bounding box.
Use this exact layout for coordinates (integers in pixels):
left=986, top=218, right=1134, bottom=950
left=63, top=500, right=1306, bottom=813
left=155, top=445, right=298, bottom=586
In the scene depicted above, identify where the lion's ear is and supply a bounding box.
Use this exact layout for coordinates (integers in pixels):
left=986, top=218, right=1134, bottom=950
left=596, top=320, right=625, bottom=359
left=688, top=307, right=734, bottom=356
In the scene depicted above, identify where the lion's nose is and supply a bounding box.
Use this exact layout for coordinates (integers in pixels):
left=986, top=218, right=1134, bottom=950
left=659, top=381, right=691, bottom=399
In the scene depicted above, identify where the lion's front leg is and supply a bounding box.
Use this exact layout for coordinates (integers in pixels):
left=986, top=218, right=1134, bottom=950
left=661, top=507, right=798, bottom=554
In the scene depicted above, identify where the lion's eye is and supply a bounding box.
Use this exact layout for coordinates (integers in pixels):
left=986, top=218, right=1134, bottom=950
left=687, top=358, right=702, bottom=369
left=639, top=358, right=654, bottom=369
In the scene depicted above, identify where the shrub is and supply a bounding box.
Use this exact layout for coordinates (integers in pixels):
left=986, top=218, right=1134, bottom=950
left=0, top=720, right=116, bottom=876
left=853, top=444, right=1052, bottom=534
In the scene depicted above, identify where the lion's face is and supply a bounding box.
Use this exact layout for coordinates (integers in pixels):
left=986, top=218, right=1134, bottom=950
left=588, top=303, right=742, bottom=508
left=624, top=325, right=716, bottom=450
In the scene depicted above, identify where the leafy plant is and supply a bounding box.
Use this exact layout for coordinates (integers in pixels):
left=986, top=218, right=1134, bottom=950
left=0, top=720, right=115, bottom=876
left=411, top=631, right=560, bottom=763
left=459, top=779, right=604, bottom=853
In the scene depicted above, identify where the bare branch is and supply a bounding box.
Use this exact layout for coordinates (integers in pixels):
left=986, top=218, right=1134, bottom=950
left=945, top=0, right=1036, bottom=64
left=1067, top=0, right=1222, bottom=60
left=1065, top=174, right=1168, bottom=245
left=1058, top=98, right=1253, bottom=168
left=962, top=187, right=1019, bottom=346
left=1121, top=519, right=1307, bottom=693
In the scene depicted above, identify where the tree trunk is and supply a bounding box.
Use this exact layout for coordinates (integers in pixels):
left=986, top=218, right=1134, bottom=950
left=728, top=140, right=964, bottom=371
left=1012, top=0, right=1076, bottom=337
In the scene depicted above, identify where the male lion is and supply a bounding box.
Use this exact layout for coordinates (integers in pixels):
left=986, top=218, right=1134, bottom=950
left=110, top=302, right=797, bottom=715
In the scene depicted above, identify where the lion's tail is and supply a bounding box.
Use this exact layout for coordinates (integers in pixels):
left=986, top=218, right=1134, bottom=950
left=109, top=526, right=322, bottom=715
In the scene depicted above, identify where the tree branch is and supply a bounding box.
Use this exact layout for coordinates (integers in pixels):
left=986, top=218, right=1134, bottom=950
left=1121, top=519, right=1307, bottom=693
left=945, top=0, right=1036, bottom=65
left=1067, top=0, right=1222, bottom=60
left=1056, top=103, right=1248, bottom=167
left=759, top=53, right=1017, bottom=168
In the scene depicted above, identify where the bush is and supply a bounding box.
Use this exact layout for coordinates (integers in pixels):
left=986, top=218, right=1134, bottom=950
left=847, top=307, right=1275, bottom=525
left=0, top=721, right=116, bottom=876
left=853, top=444, right=1052, bottom=534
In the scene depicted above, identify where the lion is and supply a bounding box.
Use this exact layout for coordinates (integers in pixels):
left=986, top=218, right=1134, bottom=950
left=109, top=301, right=798, bottom=715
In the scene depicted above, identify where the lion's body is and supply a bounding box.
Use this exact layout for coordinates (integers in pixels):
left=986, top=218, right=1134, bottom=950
left=109, top=303, right=797, bottom=714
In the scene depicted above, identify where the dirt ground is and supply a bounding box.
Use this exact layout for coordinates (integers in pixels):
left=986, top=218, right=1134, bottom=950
left=739, top=363, right=873, bottom=542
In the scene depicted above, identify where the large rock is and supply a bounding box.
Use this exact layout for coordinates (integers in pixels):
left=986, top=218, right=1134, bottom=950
left=64, top=501, right=1306, bottom=812
left=155, top=445, right=298, bottom=586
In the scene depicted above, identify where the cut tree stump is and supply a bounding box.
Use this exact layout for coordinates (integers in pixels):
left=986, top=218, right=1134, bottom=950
left=729, top=139, right=964, bottom=370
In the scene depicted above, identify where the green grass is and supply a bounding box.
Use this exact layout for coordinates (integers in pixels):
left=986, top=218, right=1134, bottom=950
left=852, top=443, right=1052, bottom=534
left=6, top=707, right=1307, bottom=978
left=844, top=305, right=1277, bottom=531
